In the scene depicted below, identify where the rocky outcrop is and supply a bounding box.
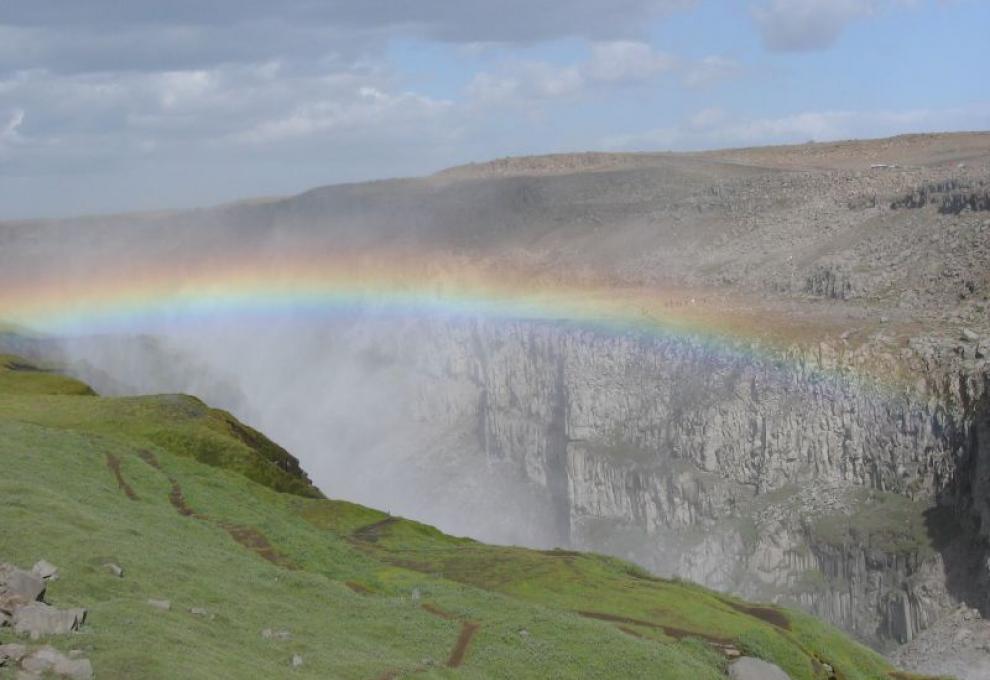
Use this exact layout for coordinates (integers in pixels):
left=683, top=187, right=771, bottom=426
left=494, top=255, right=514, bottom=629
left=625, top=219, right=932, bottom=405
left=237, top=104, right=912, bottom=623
left=0, top=561, right=93, bottom=678
left=366, top=318, right=990, bottom=647
left=888, top=605, right=990, bottom=680
left=890, top=178, right=990, bottom=214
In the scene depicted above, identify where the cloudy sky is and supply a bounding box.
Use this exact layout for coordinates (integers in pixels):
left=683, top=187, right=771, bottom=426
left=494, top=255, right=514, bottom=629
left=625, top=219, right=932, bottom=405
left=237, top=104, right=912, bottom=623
left=1, top=0, right=988, bottom=219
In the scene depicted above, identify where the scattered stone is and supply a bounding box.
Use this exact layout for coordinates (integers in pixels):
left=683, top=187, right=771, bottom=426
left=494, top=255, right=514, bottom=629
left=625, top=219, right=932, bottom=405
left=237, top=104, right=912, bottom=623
left=961, top=328, right=979, bottom=342
left=147, top=599, right=171, bottom=611
left=103, top=563, right=124, bottom=578
left=12, top=603, right=87, bottom=640
left=0, top=643, right=29, bottom=665
left=518, top=629, right=529, bottom=637
left=291, top=654, right=304, bottom=669
left=31, top=561, right=59, bottom=582
left=189, top=607, right=209, bottom=617
left=262, top=628, right=292, bottom=641
left=410, top=588, right=421, bottom=601
left=728, top=657, right=790, bottom=680
left=19, top=645, right=93, bottom=680
left=0, top=564, right=46, bottom=603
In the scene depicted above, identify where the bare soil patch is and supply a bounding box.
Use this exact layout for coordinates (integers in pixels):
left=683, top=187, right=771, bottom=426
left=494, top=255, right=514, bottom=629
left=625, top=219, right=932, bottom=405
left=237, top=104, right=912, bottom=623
left=105, top=453, right=138, bottom=500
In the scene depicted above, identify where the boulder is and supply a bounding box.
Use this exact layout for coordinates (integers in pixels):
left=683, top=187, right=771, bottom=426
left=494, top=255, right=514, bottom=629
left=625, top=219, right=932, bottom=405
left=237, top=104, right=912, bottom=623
left=12, top=603, right=87, bottom=640
left=19, top=645, right=93, bottom=680
left=728, top=657, right=791, bottom=680
left=31, top=561, right=59, bottom=581
left=0, top=565, right=46, bottom=603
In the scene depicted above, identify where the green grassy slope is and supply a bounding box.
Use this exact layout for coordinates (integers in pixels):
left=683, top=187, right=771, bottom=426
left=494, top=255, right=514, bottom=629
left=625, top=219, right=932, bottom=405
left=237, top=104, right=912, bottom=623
left=0, top=356, right=922, bottom=679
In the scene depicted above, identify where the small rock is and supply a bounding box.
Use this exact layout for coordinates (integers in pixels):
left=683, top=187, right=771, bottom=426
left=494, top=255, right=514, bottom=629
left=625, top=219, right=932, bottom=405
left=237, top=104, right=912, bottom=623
left=518, top=628, right=529, bottom=637
left=291, top=654, right=303, bottom=668
left=728, top=657, right=791, bottom=680
left=147, top=599, right=171, bottom=611
left=12, top=603, right=87, bottom=639
left=103, top=563, right=124, bottom=578
left=31, top=561, right=59, bottom=581
left=0, top=643, right=29, bottom=664
left=262, top=628, right=292, bottom=641
left=20, top=645, right=93, bottom=680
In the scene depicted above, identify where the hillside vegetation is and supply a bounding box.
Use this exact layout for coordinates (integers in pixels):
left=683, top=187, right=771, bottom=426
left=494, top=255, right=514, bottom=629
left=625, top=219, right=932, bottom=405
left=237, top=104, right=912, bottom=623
left=0, top=355, right=930, bottom=679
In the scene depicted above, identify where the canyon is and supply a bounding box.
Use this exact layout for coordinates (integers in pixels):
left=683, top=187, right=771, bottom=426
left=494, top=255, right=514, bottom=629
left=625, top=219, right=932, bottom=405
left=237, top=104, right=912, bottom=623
left=3, top=132, right=989, bottom=671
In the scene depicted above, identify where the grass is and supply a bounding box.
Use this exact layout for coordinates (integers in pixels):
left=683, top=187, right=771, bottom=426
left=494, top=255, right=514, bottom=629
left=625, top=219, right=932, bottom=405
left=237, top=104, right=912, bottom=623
left=808, top=488, right=949, bottom=557
left=0, top=355, right=917, bottom=679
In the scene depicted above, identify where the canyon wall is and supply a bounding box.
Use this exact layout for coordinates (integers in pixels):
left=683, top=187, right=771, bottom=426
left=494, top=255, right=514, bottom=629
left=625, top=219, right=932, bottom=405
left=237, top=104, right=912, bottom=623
left=389, top=319, right=990, bottom=648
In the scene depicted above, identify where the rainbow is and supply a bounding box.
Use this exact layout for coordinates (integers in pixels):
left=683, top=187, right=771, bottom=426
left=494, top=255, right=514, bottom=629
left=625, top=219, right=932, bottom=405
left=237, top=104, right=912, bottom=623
left=0, top=249, right=903, bottom=391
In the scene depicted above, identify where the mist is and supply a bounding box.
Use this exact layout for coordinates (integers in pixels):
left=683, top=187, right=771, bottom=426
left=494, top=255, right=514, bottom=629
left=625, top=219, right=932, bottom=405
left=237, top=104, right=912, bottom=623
left=52, top=311, right=567, bottom=548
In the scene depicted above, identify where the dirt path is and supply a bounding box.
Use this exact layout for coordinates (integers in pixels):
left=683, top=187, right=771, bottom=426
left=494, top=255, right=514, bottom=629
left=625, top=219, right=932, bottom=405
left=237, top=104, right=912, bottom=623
left=136, top=450, right=295, bottom=568
left=446, top=622, right=480, bottom=668
left=419, top=602, right=480, bottom=669
left=217, top=521, right=297, bottom=569
left=727, top=602, right=791, bottom=630
left=351, top=516, right=400, bottom=543
left=577, top=610, right=732, bottom=645
left=344, top=581, right=373, bottom=595
left=105, top=453, right=138, bottom=500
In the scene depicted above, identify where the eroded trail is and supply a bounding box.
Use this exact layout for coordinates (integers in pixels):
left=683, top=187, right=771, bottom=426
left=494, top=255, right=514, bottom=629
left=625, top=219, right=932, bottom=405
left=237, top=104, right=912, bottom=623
left=135, top=449, right=296, bottom=568
left=105, top=453, right=138, bottom=501
left=446, top=622, right=480, bottom=668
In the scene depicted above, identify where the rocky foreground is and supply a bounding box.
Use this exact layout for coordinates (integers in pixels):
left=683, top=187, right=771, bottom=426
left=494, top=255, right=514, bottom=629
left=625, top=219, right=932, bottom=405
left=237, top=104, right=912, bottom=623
left=0, top=560, right=92, bottom=679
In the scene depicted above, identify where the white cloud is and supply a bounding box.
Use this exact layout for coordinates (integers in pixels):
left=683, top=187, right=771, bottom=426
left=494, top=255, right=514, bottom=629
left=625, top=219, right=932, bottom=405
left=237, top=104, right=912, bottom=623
left=686, top=107, right=728, bottom=131
left=467, top=41, right=675, bottom=107
left=1, top=108, right=25, bottom=142
left=0, top=61, right=457, bottom=178
left=604, top=102, right=990, bottom=150
left=750, top=0, right=902, bottom=52
left=683, top=55, right=743, bottom=88
left=236, top=86, right=452, bottom=144
left=585, top=41, right=676, bottom=83
left=158, top=70, right=216, bottom=109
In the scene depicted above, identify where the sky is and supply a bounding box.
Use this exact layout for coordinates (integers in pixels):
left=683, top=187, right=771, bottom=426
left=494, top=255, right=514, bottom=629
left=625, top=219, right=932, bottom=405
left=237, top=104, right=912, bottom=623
left=0, top=0, right=988, bottom=219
